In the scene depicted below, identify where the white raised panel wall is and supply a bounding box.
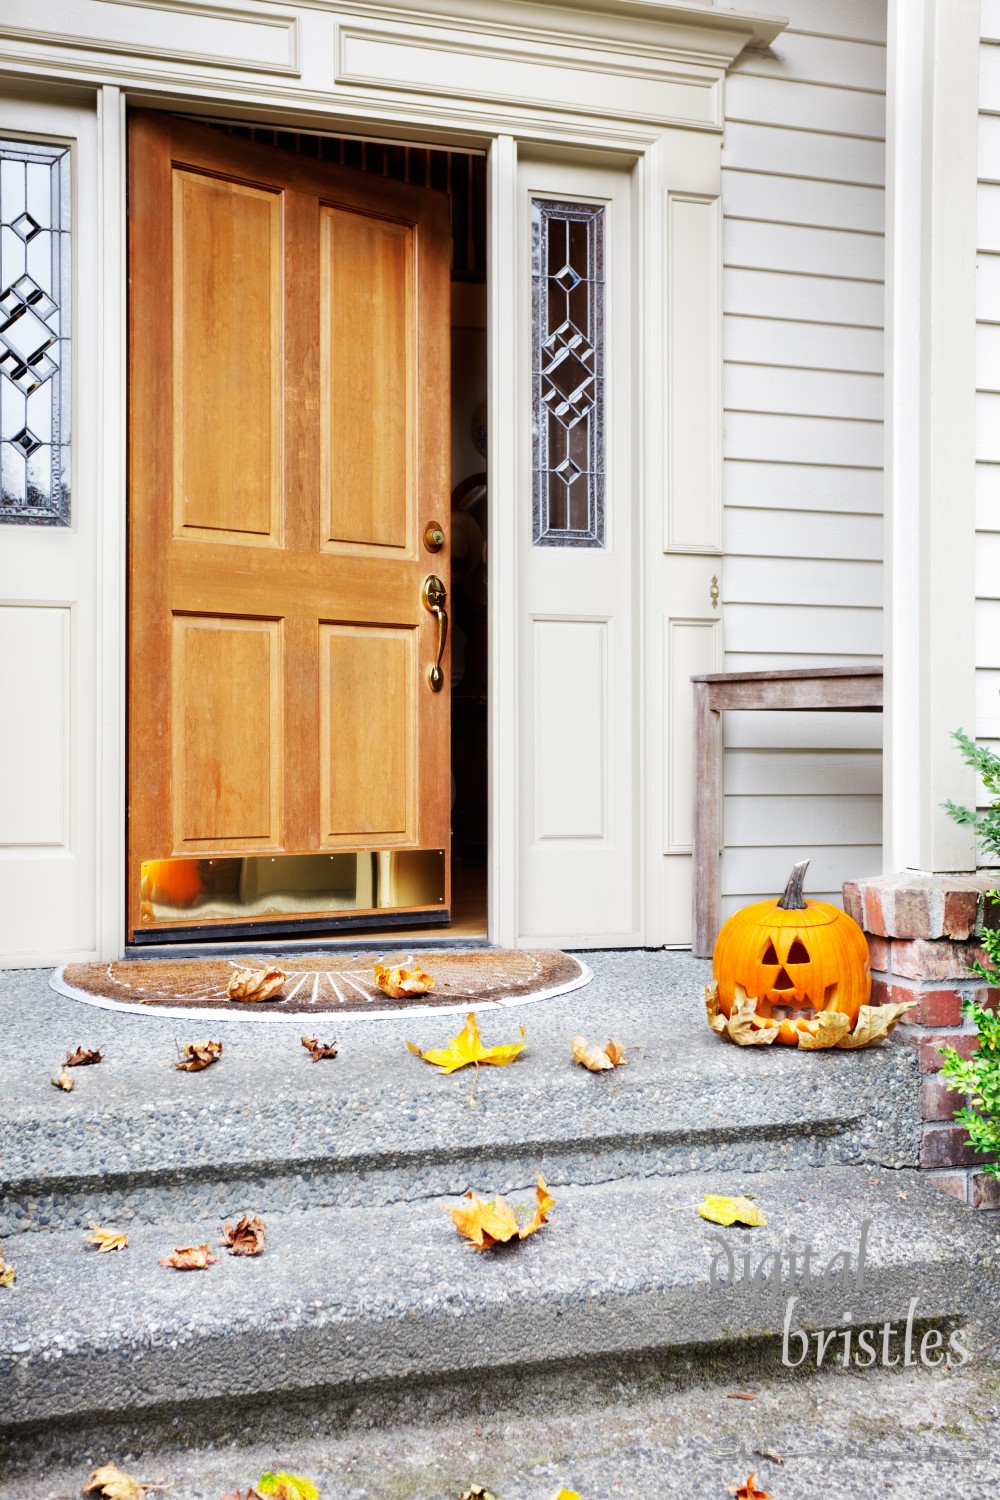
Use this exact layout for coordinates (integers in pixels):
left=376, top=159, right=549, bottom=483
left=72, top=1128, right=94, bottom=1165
left=0, top=92, right=101, bottom=964
left=976, top=1, right=1000, bottom=862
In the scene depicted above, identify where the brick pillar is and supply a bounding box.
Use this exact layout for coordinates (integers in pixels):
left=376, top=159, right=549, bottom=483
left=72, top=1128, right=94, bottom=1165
left=843, top=873, right=1000, bottom=1208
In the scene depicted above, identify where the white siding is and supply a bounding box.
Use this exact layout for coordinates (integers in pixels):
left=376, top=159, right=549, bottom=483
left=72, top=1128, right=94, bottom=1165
left=977, top=4, right=1000, bottom=865
left=720, top=0, right=885, bottom=918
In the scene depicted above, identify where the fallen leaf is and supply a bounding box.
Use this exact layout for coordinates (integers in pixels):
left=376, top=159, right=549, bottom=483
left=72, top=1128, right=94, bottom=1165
left=175, top=1039, right=223, bottom=1072
left=407, top=1012, right=525, bottom=1075
left=300, top=1035, right=338, bottom=1062
left=753, top=1449, right=785, bottom=1466
left=836, top=1000, right=918, bottom=1049
left=82, top=1463, right=153, bottom=1500
left=0, top=1243, right=14, bottom=1287
left=460, top=1490, right=501, bottom=1500
left=550, top=1493, right=581, bottom=1499
left=220, top=1214, right=265, bottom=1257
left=704, top=980, right=728, bottom=1035
left=84, top=1225, right=129, bottom=1253
left=158, top=1243, right=218, bottom=1270
left=726, top=988, right=780, bottom=1047
left=795, top=1011, right=851, bottom=1050
left=254, top=1475, right=319, bottom=1500
left=51, top=1067, right=74, bottom=1091
left=697, top=1194, right=767, bottom=1228
left=730, top=1474, right=774, bottom=1500
left=227, top=966, right=286, bottom=1002
left=570, top=1035, right=626, bottom=1071
left=726, top=1392, right=757, bottom=1400
left=449, top=1172, right=554, bottom=1249
left=66, top=1046, right=104, bottom=1067
left=374, top=962, right=435, bottom=998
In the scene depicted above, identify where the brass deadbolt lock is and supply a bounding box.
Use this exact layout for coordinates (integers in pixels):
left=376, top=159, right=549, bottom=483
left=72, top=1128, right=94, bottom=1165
left=424, top=521, right=446, bottom=553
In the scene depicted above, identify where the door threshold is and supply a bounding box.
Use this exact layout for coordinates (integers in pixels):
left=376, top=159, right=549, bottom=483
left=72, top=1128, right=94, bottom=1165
left=123, top=931, right=491, bottom=961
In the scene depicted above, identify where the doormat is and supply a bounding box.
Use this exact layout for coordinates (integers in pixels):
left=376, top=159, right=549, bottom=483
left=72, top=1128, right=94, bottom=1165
left=50, top=950, right=592, bottom=1022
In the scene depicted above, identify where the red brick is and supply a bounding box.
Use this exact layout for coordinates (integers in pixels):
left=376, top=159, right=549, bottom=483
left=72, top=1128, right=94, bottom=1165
left=894, top=886, right=932, bottom=939
left=971, top=1172, right=1000, bottom=1209
left=842, top=882, right=863, bottom=925
left=915, top=1032, right=978, bottom=1072
left=943, top=889, right=981, bottom=942
left=920, top=1075, right=965, bottom=1121
left=975, top=987, right=1000, bottom=1012
left=866, top=934, right=890, bottom=973
left=920, top=1125, right=994, bottom=1169
left=927, top=1171, right=970, bottom=1203
left=889, top=940, right=987, bottom=981
left=863, top=888, right=887, bottom=937
left=900, top=990, right=965, bottom=1027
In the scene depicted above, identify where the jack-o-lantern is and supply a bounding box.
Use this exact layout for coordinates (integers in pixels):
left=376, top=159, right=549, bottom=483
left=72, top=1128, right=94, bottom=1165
left=712, top=860, right=871, bottom=1046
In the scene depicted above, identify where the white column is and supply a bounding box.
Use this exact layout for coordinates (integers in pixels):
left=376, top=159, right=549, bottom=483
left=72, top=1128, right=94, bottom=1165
left=884, top=0, right=980, bottom=873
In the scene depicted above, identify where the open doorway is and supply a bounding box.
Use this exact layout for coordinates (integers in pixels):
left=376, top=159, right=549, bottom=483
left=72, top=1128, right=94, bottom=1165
left=127, top=116, right=488, bottom=948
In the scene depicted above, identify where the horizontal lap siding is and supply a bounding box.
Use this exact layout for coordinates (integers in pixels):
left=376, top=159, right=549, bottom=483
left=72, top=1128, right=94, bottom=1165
left=979, top=19, right=1000, bottom=862
left=720, top=1, right=885, bottom=915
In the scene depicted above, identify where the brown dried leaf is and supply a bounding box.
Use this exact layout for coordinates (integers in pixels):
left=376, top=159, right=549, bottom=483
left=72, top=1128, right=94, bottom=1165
left=730, top=1474, right=774, bottom=1500
left=51, top=1067, right=74, bottom=1091
left=227, top=966, right=286, bottom=1002
left=220, top=1214, right=265, bottom=1257
left=0, top=1243, right=14, bottom=1288
left=726, top=1392, right=757, bottom=1400
left=726, top=988, right=780, bottom=1047
left=704, top=979, right=728, bottom=1035
left=460, top=1491, right=502, bottom=1500
left=300, top=1035, right=338, bottom=1062
left=174, top=1039, right=223, bottom=1072
left=374, top=963, right=435, bottom=999
left=66, top=1046, right=104, bottom=1067
left=449, top=1172, right=554, bottom=1250
left=796, top=1011, right=852, bottom=1050
left=84, top=1224, right=129, bottom=1253
left=82, top=1463, right=152, bottom=1500
left=570, top=1035, right=614, bottom=1071
left=158, top=1242, right=218, bottom=1270
left=836, top=1001, right=918, bottom=1049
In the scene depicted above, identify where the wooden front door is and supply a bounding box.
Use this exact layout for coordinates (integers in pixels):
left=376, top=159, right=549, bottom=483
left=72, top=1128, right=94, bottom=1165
left=127, top=113, right=451, bottom=941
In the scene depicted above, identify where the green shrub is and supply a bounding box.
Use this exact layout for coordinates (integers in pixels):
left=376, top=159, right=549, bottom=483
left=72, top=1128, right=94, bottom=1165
left=940, top=730, right=1000, bottom=1176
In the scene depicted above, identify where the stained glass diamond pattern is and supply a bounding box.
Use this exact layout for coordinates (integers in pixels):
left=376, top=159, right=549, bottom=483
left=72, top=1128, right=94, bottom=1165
left=541, top=320, right=597, bottom=427
left=12, top=426, right=41, bottom=457
left=553, top=263, right=581, bottom=292
left=11, top=211, right=41, bottom=242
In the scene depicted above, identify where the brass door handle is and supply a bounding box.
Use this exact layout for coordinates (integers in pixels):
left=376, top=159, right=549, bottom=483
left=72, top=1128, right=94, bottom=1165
left=421, top=575, right=448, bottom=692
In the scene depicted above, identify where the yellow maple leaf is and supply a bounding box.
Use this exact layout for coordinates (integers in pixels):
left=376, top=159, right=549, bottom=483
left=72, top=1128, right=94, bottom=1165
left=254, top=1473, right=320, bottom=1500
left=697, top=1194, right=767, bottom=1228
left=407, top=1012, right=525, bottom=1074
left=84, top=1225, right=129, bottom=1252
left=0, top=1245, right=14, bottom=1288
left=449, top=1172, right=554, bottom=1249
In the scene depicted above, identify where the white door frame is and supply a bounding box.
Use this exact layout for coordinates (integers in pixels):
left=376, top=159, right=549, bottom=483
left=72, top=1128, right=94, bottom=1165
left=0, top=0, right=783, bottom=961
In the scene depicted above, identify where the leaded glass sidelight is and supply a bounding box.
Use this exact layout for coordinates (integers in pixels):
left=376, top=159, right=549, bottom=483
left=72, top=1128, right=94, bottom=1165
left=0, top=140, right=71, bottom=526
left=531, top=198, right=605, bottom=547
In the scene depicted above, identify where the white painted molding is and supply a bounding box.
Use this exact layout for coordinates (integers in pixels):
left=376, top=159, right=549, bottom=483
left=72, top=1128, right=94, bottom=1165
left=885, top=0, right=979, bottom=872
left=665, top=190, right=722, bottom=552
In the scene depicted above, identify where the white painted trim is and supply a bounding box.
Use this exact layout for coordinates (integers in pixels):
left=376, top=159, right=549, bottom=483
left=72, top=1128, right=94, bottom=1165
left=885, top=0, right=979, bottom=872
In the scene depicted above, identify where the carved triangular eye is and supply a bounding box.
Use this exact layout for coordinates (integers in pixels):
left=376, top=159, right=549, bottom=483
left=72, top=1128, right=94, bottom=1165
left=787, top=938, right=810, bottom=964
left=762, top=941, right=779, bottom=965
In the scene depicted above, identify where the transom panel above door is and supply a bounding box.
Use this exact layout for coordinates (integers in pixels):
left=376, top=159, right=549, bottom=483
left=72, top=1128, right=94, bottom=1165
left=127, top=113, right=451, bottom=940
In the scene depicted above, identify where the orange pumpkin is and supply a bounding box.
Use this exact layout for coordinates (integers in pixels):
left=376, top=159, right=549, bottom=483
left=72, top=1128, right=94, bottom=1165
left=141, top=859, right=204, bottom=909
left=713, top=860, right=871, bottom=1046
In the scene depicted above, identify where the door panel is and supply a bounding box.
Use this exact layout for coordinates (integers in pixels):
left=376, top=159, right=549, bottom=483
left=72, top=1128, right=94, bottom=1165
left=128, top=113, right=451, bottom=939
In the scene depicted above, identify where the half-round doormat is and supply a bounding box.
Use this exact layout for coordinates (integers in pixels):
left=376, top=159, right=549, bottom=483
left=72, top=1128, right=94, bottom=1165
left=50, top=949, right=592, bottom=1022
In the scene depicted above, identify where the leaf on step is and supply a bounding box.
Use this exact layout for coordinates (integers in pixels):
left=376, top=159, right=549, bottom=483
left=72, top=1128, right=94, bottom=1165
left=697, top=1194, right=768, bottom=1228
left=795, top=1011, right=852, bottom=1050
left=220, top=1214, right=266, bottom=1257
left=570, top=1035, right=626, bottom=1071
left=158, top=1242, right=218, bottom=1270
left=726, top=988, right=780, bottom=1047
left=550, top=1493, right=581, bottom=1499
left=753, top=1449, right=784, bottom=1466
left=227, top=966, right=287, bottom=1002
left=66, top=1046, right=104, bottom=1067
left=836, top=1001, right=918, bottom=1049
left=254, top=1474, right=319, bottom=1500
left=374, top=963, right=435, bottom=999
left=460, top=1490, right=502, bottom=1500
left=726, top=1392, right=757, bottom=1400
left=84, top=1224, right=129, bottom=1253
left=730, top=1474, right=774, bottom=1500
left=449, top=1172, right=554, bottom=1249
left=300, top=1035, right=338, bottom=1062
left=174, top=1039, right=223, bottom=1072
left=82, top=1463, right=156, bottom=1500
left=407, top=1012, right=525, bottom=1074
left=704, top=980, right=728, bottom=1035
left=51, top=1067, right=74, bottom=1091
left=0, top=1243, right=14, bottom=1287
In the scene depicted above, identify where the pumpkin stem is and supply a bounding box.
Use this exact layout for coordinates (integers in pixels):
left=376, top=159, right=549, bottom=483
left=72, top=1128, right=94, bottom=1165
left=777, top=859, right=810, bottom=910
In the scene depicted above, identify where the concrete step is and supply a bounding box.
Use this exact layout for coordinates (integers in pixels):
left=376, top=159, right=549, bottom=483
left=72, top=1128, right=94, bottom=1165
left=1, top=1165, right=991, bottom=1438
left=0, top=951, right=921, bottom=1237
